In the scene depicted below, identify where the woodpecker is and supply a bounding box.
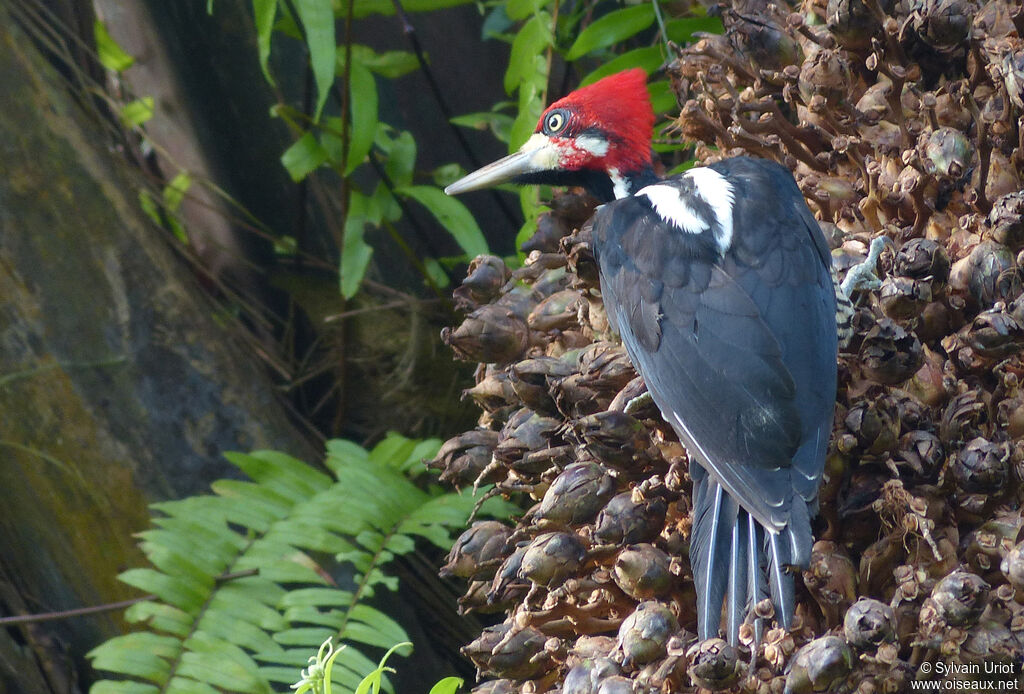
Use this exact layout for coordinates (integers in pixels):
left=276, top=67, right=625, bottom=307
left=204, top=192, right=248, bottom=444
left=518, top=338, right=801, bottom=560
left=446, top=69, right=837, bottom=645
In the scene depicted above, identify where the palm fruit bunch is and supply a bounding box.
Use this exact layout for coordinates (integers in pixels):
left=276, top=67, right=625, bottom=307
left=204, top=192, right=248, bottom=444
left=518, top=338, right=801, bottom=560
left=432, top=0, right=1024, bottom=691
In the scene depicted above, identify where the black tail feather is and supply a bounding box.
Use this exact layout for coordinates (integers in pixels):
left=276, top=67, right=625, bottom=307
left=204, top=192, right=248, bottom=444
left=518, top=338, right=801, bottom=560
left=691, top=466, right=809, bottom=644
left=726, top=512, right=749, bottom=644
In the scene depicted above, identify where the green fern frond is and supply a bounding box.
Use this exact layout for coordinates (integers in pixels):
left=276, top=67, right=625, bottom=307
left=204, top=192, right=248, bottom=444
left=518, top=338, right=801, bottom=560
left=89, top=434, right=516, bottom=694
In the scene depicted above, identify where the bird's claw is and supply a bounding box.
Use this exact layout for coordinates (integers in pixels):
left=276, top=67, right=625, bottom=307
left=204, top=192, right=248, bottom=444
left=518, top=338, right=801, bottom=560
left=624, top=391, right=654, bottom=415
left=839, top=236, right=892, bottom=298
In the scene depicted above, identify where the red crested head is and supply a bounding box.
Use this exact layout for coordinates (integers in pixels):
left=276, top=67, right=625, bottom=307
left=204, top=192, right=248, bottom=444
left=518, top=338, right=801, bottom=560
left=445, top=68, right=657, bottom=201
left=536, top=68, right=655, bottom=176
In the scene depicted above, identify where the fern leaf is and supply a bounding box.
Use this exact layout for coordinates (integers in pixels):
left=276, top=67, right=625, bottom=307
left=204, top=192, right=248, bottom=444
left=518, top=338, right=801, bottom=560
left=277, top=587, right=356, bottom=608
left=117, top=568, right=210, bottom=612
left=90, top=681, right=160, bottom=694
left=87, top=632, right=178, bottom=684
left=164, top=676, right=220, bottom=694
left=91, top=437, right=516, bottom=694
left=123, top=601, right=192, bottom=637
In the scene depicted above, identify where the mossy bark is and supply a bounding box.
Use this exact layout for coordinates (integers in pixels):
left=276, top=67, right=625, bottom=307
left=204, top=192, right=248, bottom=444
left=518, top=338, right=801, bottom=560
left=0, top=10, right=317, bottom=692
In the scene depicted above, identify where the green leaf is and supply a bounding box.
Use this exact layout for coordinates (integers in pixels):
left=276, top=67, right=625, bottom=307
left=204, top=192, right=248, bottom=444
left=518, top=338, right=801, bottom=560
left=118, top=568, right=210, bottom=611
left=138, top=190, right=162, bottom=226
left=341, top=192, right=373, bottom=299
left=345, top=60, right=378, bottom=174
left=252, top=0, right=278, bottom=84
left=94, top=20, right=134, bottom=71
left=429, top=677, right=465, bottom=694
left=350, top=45, right=418, bottom=79
left=505, top=0, right=542, bottom=21
left=120, top=97, right=154, bottom=127
left=281, top=132, right=327, bottom=182
left=293, top=0, right=336, bottom=121
left=397, top=185, right=489, bottom=258
left=351, top=0, right=473, bottom=19
left=580, top=45, right=663, bottom=86
left=648, top=79, right=675, bottom=114
left=324, top=439, right=371, bottom=469
left=380, top=130, right=416, bottom=189
left=665, top=15, right=723, bottom=44
left=566, top=4, right=655, bottom=60
left=508, top=78, right=543, bottom=150
left=162, top=172, right=192, bottom=212
left=423, top=258, right=450, bottom=289
left=504, top=13, right=550, bottom=95
left=450, top=111, right=514, bottom=143
left=91, top=682, right=160, bottom=694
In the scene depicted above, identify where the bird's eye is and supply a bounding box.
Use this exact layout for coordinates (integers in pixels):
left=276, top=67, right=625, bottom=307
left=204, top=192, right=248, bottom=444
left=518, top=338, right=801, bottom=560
left=544, top=110, right=567, bottom=134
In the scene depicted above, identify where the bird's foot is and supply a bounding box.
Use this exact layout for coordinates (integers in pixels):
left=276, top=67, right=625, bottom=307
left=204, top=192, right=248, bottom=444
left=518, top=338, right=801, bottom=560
left=623, top=391, right=654, bottom=415
left=839, top=236, right=891, bottom=298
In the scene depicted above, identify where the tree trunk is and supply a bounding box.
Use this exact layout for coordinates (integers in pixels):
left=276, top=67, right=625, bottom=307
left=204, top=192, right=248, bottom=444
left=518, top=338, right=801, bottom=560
left=0, top=8, right=318, bottom=691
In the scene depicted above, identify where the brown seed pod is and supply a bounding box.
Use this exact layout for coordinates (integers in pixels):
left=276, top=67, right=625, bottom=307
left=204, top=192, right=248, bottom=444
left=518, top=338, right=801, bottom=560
left=964, top=304, right=1024, bottom=358
left=470, top=680, right=517, bottom=694
left=843, top=597, right=897, bottom=650
left=429, top=429, right=501, bottom=488
left=878, top=276, right=933, bottom=319
left=455, top=255, right=510, bottom=310
left=893, top=237, right=951, bottom=286
left=463, top=623, right=550, bottom=679
left=894, top=430, right=945, bottom=480
left=921, top=127, right=974, bottom=183
left=844, top=398, right=901, bottom=456
left=1001, top=541, right=1024, bottom=590
left=563, top=657, right=620, bottom=694
left=442, top=521, right=512, bottom=579
left=827, top=0, right=892, bottom=50
left=519, top=531, right=587, bottom=587
left=784, top=635, right=853, bottom=694
left=804, top=540, right=858, bottom=628
left=493, top=408, right=562, bottom=471
left=509, top=355, right=576, bottom=414
left=442, top=303, right=531, bottom=364
left=685, top=638, right=740, bottom=691
left=522, top=213, right=572, bottom=255
left=948, top=437, right=1010, bottom=495
left=858, top=319, right=925, bottom=385
left=612, top=544, right=674, bottom=600
left=927, top=568, right=990, bottom=627
left=537, top=461, right=617, bottom=525
left=988, top=190, right=1024, bottom=250
left=616, top=601, right=679, bottom=668
left=594, top=492, right=667, bottom=545
left=913, top=0, right=977, bottom=54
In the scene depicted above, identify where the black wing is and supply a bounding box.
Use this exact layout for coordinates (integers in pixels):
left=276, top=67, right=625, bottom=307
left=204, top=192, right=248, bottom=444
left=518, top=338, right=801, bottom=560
left=592, top=156, right=836, bottom=533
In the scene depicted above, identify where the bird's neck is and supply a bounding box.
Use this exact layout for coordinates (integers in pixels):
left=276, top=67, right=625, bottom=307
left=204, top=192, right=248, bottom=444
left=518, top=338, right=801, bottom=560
left=512, top=164, right=659, bottom=203
left=606, top=166, right=661, bottom=201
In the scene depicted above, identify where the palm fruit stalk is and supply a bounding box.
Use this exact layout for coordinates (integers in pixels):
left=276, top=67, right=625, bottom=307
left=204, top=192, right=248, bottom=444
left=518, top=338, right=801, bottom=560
left=433, top=0, right=1024, bottom=690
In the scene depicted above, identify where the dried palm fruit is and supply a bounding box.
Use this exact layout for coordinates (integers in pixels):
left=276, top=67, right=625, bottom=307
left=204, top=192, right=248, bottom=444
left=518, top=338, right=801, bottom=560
left=538, top=461, right=616, bottom=525
left=519, top=532, right=587, bottom=587
left=858, top=319, right=924, bottom=385
left=442, top=521, right=512, bottom=579
left=615, top=601, right=679, bottom=668
left=442, top=304, right=530, bottom=364
left=463, top=623, right=550, bottom=679
left=612, top=544, right=674, bottom=600
left=926, top=568, right=990, bottom=627
left=843, top=598, right=897, bottom=650
left=593, top=492, right=667, bottom=545
left=455, top=255, right=510, bottom=310
left=438, top=0, right=1024, bottom=688
left=685, top=638, right=740, bottom=691
left=783, top=635, right=853, bottom=694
